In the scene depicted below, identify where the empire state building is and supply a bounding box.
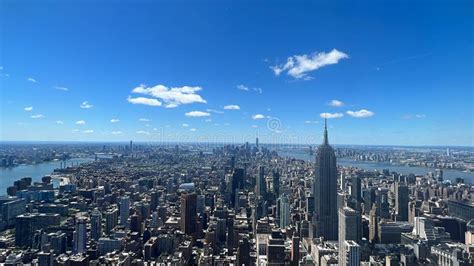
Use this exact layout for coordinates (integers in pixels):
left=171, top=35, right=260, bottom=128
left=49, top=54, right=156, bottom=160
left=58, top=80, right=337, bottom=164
left=313, top=119, right=338, bottom=240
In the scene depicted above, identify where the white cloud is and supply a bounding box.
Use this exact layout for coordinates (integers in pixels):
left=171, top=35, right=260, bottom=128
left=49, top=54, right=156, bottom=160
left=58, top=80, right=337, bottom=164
left=402, top=114, right=426, bottom=120
left=80, top=101, right=93, bottom=109
left=182, top=123, right=189, bottom=127
left=320, top=112, right=344, bottom=119
left=165, top=103, right=178, bottom=108
left=224, top=105, right=240, bottom=110
left=237, top=84, right=263, bottom=94
left=127, top=96, right=162, bottom=106
left=138, top=118, right=150, bottom=122
left=346, top=109, right=374, bottom=118
left=304, top=120, right=319, bottom=124
left=27, top=77, right=37, bottom=83
left=185, top=111, right=211, bottom=117
left=110, top=118, right=120, bottom=123
left=24, top=106, right=33, bottom=112
left=237, top=84, right=249, bottom=91
left=83, top=129, right=94, bottom=134
left=30, top=114, right=44, bottom=119
left=130, top=84, right=206, bottom=108
left=75, top=120, right=86, bottom=125
left=252, top=114, right=265, bottom=120
left=136, top=130, right=150, bottom=135
left=55, top=86, right=68, bottom=91
left=190, top=128, right=197, bottom=132
left=207, top=109, right=224, bottom=114
left=111, top=131, right=123, bottom=135
left=251, top=125, right=258, bottom=128
left=328, top=99, right=344, bottom=107
left=271, top=49, right=349, bottom=79
left=56, top=120, right=64, bottom=124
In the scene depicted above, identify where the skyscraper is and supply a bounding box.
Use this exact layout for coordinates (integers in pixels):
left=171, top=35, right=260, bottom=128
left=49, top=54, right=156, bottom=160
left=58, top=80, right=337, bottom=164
left=291, top=233, right=300, bottom=266
left=73, top=218, right=87, bottom=254
left=369, top=204, right=379, bottom=243
left=340, top=240, right=361, bottom=266
left=313, top=119, right=338, bottom=240
left=180, top=192, right=197, bottom=235
left=104, top=208, right=118, bottom=234
left=256, top=166, right=266, bottom=198
left=272, top=170, right=280, bottom=197
left=119, top=196, right=130, bottom=227
left=395, top=182, right=409, bottom=221
left=351, top=176, right=361, bottom=203
left=231, top=168, right=245, bottom=207
left=339, top=207, right=362, bottom=263
left=339, top=207, right=362, bottom=244
left=278, top=194, right=290, bottom=228
left=90, top=209, right=102, bottom=241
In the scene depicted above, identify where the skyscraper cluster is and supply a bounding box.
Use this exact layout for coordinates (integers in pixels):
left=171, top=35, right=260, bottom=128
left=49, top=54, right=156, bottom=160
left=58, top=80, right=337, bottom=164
left=0, top=123, right=471, bottom=265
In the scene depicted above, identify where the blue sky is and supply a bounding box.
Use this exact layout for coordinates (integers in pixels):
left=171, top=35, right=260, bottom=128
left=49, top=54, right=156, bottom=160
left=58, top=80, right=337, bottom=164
left=0, top=0, right=472, bottom=145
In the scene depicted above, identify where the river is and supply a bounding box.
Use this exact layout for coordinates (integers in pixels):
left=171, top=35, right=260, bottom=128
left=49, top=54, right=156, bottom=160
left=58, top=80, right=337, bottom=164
left=0, top=157, right=95, bottom=195
left=278, top=150, right=474, bottom=184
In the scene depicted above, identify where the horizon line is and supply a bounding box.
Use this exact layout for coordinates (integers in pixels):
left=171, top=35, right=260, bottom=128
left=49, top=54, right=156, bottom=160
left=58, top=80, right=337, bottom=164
left=0, top=140, right=472, bottom=148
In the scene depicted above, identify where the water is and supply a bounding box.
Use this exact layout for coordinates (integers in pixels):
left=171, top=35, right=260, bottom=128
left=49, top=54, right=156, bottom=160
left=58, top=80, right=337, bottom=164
left=279, top=150, right=474, bottom=184
left=0, top=158, right=94, bottom=195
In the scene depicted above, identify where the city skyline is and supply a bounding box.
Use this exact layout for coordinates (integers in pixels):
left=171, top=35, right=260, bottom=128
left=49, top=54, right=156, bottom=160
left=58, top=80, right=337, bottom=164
left=0, top=2, right=473, bottom=265
left=1, top=1, right=473, bottom=146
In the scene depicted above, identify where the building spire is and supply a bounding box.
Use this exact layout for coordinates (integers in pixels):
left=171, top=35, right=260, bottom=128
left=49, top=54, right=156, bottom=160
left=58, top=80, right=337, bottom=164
left=323, top=117, right=328, bottom=145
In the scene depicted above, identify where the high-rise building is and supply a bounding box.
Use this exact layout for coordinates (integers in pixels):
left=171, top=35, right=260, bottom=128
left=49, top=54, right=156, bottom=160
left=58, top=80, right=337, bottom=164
left=340, top=240, right=360, bottom=266
left=130, top=214, right=141, bottom=234
left=257, top=166, right=267, bottom=199
left=369, top=204, right=379, bottom=244
left=15, top=213, right=60, bottom=248
left=447, top=199, right=474, bottom=222
left=104, top=208, right=118, bottom=234
left=351, top=176, right=361, bottom=202
left=90, top=209, right=102, bottom=241
left=278, top=194, right=290, bottom=228
left=313, top=119, right=338, bottom=240
left=291, top=234, right=300, bottom=266
left=180, top=193, right=197, bottom=235
left=267, top=231, right=286, bottom=264
left=363, top=187, right=377, bottom=215
left=339, top=207, right=362, bottom=243
left=231, top=168, right=245, bottom=207
left=273, top=170, right=280, bottom=197
left=376, top=188, right=390, bottom=219
left=73, top=218, right=87, bottom=254
left=408, top=200, right=422, bottom=225
left=119, top=196, right=130, bottom=227
left=339, top=207, right=362, bottom=264
left=150, top=190, right=159, bottom=211
left=38, top=252, right=54, bottom=266
left=236, top=236, right=251, bottom=265
left=395, top=182, right=409, bottom=221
